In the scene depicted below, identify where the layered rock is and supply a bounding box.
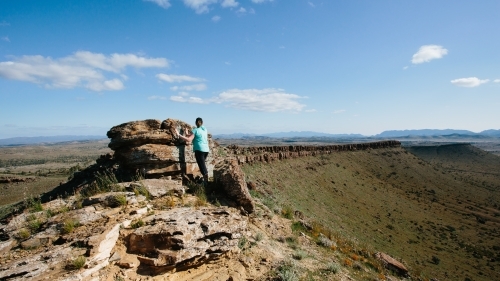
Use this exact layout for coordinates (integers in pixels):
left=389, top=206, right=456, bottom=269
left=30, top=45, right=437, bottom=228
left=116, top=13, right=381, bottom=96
left=128, top=207, right=246, bottom=271
left=214, top=159, right=255, bottom=214
left=107, top=118, right=218, bottom=178
left=226, top=141, right=401, bottom=165
left=375, top=252, right=409, bottom=277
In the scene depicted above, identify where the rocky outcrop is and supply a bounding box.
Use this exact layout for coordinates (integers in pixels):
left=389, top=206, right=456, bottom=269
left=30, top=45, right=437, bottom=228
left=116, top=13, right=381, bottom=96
left=118, top=178, right=185, bottom=198
left=226, top=141, right=401, bottom=165
left=128, top=207, right=246, bottom=272
left=214, top=159, right=255, bottom=214
left=106, top=118, right=218, bottom=178
left=375, top=252, right=409, bottom=276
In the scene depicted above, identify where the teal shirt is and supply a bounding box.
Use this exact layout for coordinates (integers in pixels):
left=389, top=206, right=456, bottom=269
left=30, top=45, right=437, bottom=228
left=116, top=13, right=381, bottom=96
left=191, top=126, right=209, bottom=152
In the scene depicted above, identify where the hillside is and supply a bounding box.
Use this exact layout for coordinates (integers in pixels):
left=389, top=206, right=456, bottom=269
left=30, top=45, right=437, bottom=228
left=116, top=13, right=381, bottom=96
left=1, top=129, right=499, bottom=280
left=242, top=145, right=500, bottom=281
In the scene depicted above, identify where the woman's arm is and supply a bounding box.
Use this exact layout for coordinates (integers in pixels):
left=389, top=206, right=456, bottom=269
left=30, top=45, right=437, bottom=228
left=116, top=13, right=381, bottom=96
left=176, top=130, right=195, bottom=142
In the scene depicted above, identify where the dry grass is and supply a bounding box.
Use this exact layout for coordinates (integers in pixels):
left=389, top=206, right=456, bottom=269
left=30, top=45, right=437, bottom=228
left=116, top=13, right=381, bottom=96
left=242, top=145, right=500, bottom=281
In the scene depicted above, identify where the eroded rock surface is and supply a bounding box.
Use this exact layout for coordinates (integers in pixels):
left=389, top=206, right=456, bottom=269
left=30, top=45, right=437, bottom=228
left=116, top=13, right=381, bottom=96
left=107, top=118, right=218, bottom=178
left=375, top=252, right=409, bottom=276
left=214, top=159, right=255, bottom=214
left=128, top=207, right=246, bottom=272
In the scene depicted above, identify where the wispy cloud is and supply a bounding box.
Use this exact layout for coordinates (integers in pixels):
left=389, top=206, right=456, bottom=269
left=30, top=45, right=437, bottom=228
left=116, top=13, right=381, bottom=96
left=221, top=0, right=239, bottom=8
left=451, top=77, right=489, bottom=88
left=212, top=15, right=221, bottom=22
left=494, top=79, right=500, bottom=83
left=170, top=95, right=207, bottom=104
left=0, top=51, right=168, bottom=91
left=251, top=0, right=274, bottom=3
left=170, top=88, right=307, bottom=112
left=333, top=109, right=346, bottom=114
left=170, top=83, right=207, bottom=91
left=411, top=45, right=448, bottom=64
left=308, top=2, right=315, bottom=8
left=0, top=21, right=9, bottom=27
left=148, top=95, right=168, bottom=100
left=236, top=7, right=247, bottom=14
left=143, top=0, right=171, bottom=9
left=183, top=0, right=218, bottom=14
left=1, top=36, right=9, bottom=42
left=156, top=73, right=205, bottom=83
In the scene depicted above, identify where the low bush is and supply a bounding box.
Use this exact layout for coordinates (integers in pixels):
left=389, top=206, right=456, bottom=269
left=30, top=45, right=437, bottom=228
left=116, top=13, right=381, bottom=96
left=131, top=219, right=145, bottom=229
left=66, top=256, right=86, bottom=270
left=61, top=219, right=79, bottom=234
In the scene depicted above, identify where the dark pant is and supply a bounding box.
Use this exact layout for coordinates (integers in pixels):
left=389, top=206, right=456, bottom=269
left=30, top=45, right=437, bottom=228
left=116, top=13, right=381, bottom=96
left=194, top=150, right=209, bottom=176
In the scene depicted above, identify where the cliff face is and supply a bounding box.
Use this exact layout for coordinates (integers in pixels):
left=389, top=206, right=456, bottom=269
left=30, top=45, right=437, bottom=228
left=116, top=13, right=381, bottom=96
left=106, top=118, right=219, bottom=179
left=225, top=140, right=401, bottom=165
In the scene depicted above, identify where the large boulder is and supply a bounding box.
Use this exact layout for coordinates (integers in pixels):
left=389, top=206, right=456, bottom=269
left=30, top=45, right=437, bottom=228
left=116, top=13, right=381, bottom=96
left=375, top=252, right=409, bottom=277
left=214, top=159, right=255, bottom=214
left=128, top=207, right=246, bottom=272
left=106, top=118, right=218, bottom=178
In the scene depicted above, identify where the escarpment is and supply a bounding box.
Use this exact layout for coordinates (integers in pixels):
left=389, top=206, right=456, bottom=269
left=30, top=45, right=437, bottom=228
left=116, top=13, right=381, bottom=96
left=225, top=140, right=401, bottom=165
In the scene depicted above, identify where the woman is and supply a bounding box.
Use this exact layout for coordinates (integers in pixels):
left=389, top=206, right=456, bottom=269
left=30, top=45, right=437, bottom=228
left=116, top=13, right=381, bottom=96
left=176, top=117, right=210, bottom=186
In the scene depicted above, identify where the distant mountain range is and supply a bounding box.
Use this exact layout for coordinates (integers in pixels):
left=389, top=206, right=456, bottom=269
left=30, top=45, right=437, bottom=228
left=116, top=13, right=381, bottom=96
left=374, top=129, right=500, bottom=138
left=0, top=135, right=106, bottom=146
left=215, top=129, right=500, bottom=139
left=1, top=129, right=499, bottom=146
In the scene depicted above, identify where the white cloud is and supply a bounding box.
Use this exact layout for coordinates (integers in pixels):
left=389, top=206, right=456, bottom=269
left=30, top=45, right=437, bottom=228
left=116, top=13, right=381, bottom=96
left=308, top=2, right=315, bottom=7
left=0, top=51, right=168, bottom=91
left=450, top=77, right=489, bottom=88
left=251, top=0, right=273, bottom=3
left=0, top=21, right=9, bottom=27
left=170, top=95, right=207, bottom=104
left=170, top=83, right=207, bottom=91
left=403, top=66, right=408, bottom=70
left=215, top=88, right=306, bottom=112
left=212, top=15, right=221, bottom=22
left=1, top=36, right=9, bottom=42
left=305, top=109, right=316, bottom=113
left=236, top=7, right=247, bottom=14
left=494, top=79, right=500, bottom=83
left=225, top=61, right=231, bottom=65
left=87, top=79, right=124, bottom=91
left=182, top=0, right=218, bottom=14
left=144, top=0, right=171, bottom=9
left=148, top=95, right=168, bottom=100
left=221, top=0, right=238, bottom=8
left=411, top=45, right=448, bottom=64
left=169, top=88, right=306, bottom=112
left=333, top=109, right=346, bottom=114
left=156, top=73, right=205, bottom=83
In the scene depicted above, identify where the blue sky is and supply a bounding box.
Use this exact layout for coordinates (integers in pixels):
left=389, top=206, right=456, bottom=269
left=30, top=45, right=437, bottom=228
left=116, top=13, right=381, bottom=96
left=1, top=0, right=499, bottom=138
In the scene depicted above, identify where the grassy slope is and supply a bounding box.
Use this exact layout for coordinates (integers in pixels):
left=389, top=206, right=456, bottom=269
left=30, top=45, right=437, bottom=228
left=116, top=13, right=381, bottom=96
left=242, top=146, right=500, bottom=281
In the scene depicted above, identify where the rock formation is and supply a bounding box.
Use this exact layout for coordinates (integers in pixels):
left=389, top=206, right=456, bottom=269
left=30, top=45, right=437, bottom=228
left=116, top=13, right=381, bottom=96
left=106, top=118, right=219, bottom=179
left=128, top=207, right=246, bottom=272
left=214, top=159, right=255, bottom=214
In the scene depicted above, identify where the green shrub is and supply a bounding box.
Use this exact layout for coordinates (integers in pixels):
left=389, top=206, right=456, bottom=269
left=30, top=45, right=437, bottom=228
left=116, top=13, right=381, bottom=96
left=238, top=236, right=248, bottom=250
left=26, top=215, right=42, bottom=233
left=61, top=219, right=79, bottom=234
left=292, top=249, right=307, bottom=260
left=108, top=194, right=127, bottom=207
left=255, top=232, right=263, bottom=242
left=131, top=219, right=145, bottom=229
left=281, top=205, right=294, bottom=219
left=325, top=262, right=340, bottom=274
left=66, top=256, right=86, bottom=270
left=277, top=260, right=299, bottom=281
left=17, top=228, right=31, bottom=240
